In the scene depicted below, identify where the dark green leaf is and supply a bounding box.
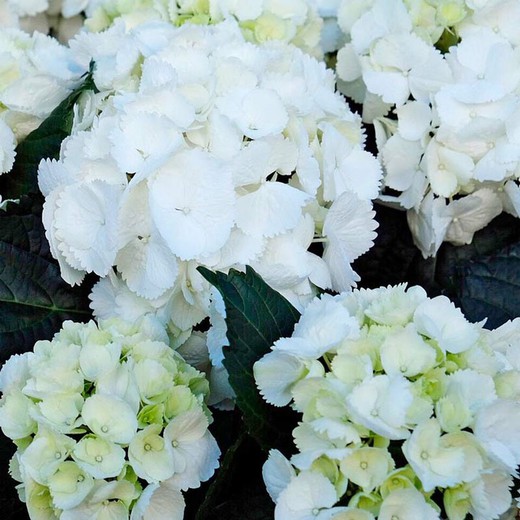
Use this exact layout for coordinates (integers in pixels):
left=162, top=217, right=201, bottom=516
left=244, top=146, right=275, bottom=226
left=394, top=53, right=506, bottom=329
left=198, top=266, right=300, bottom=451
left=457, top=241, right=520, bottom=328
left=0, top=64, right=97, bottom=199
left=435, top=212, right=520, bottom=297
left=0, top=197, right=49, bottom=258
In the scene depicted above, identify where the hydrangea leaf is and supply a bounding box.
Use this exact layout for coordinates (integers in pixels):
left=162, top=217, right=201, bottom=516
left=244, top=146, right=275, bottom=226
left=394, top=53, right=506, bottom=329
left=0, top=199, right=93, bottom=362
left=198, top=266, right=300, bottom=451
left=0, top=63, right=97, bottom=199
left=457, top=241, right=520, bottom=328
left=435, top=213, right=520, bottom=296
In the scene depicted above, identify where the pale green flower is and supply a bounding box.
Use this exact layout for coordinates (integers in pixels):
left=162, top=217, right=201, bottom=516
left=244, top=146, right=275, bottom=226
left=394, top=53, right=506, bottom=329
left=60, top=479, right=140, bottom=520
left=24, top=341, right=84, bottom=398
left=95, top=360, right=141, bottom=414
left=254, top=351, right=320, bottom=407
left=331, top=352, right=373, bottom=391
left=137, top=403, right=166, bottom=428
left=163, top=409, right=220, bottom=490
left=81, top=394, right=138, bottom=444
left=24, top=476, right=59, bottom=520
left=347, top=491, right=382, bottom=516
left=378, top=487, right=439, bottom=520
left=34, top=392, right=84, bottom=434
left=47, top=460, right=95, bottom=510
left=494, top=370, right=520, bottom=400
left=72, top=435, right=126, bottom=479
left=128, top=424, right=175, bottom=483
left=79, top=329, right=122, bottom=382
left=130, top=340, right=178, bottom=375
left=379, top=323, right=437, bottom=378
left=340, top=447, right=395, bottom=493
left=163, top=385, right=200, bottom=420
left=363, top=284, right=427, bottom=326
left=330, top=509, right=375, bottom=520
left=20, top=426, right=76, bottom=485
left=133, top=359, right=175, bottom=404
left=402, top=418, right=470, bottom=491
left=0, top=352, right=31, bottom=394
left=0, top=390, right=38, bottom=439
left=311, top=456, right=349, bottom=498
left=379, top=466, right=419, bottom=498
left=436, top=394, right=472, bottom=432
left=433, top=0, right=467, bottom=26
left=443, top=484, right=472, bottom=520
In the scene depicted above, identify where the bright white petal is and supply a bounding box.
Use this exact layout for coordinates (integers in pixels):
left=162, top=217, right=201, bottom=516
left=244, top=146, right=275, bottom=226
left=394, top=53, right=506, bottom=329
left=149, top=150, right=235, bottom=260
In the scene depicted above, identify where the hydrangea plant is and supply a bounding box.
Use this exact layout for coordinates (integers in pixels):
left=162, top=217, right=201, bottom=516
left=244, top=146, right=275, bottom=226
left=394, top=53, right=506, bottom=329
left=0, top=318, right=220, bottom=520
left=254, top=284, right=520, bottom=519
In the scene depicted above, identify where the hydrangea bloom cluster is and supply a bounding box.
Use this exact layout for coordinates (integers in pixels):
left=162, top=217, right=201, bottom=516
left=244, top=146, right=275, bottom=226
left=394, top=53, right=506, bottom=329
left=0, top=0, right=86, bottom=40
left=254, top=285, right=520, bottom=519
left=40, top=21, right=381, bottom=362
left=332, top=0, right=520, bottom=257
left=0, top=318, right=220, bottom=520
left=0, top=27, right=86, bottom=177
left=82, top=0, right=324, bottom=57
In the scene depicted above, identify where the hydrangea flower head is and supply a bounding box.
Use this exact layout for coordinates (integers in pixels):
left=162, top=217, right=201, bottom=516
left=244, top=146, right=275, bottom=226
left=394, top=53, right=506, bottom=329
left=331, top=0, right=520, bottom=257
left=255, top=286, right=520, bottom=519
left=0, top=318, right=220, bottom=520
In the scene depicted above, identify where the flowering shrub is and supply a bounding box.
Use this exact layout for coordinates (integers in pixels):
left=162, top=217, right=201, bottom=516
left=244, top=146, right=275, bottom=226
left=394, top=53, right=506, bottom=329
left=254, top=284, right=520, bottom=519
left=329, top=0, right=520, bottom=257
left=0, top=318, right=220, bottom=519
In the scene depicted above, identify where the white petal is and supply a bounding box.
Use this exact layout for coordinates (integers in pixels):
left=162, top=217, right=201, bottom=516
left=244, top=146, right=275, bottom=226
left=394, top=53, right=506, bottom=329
left=130, top=482, right=185, bottom=520
left=235, top=183, right=310, bottom=238
left=149, top=150, right=235, bottom=260
left=262, top=450, right=296, bottom=503
left=444, top=189, right=503, bottom=245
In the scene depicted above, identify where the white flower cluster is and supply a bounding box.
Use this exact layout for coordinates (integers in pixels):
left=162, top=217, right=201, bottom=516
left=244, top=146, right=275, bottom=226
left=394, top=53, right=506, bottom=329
left=333, top=0, right=520, bottom=257
left=254, top=284, right=520, bottom=519
left=0, top=28, right=86, bottom=176
left=82, top=0, right=324, bottom=57
left=0, top=318, right=220, bottom=520
left=0, top=0, right=86, bottom=40
left=40, top=20, right=381, bottom=347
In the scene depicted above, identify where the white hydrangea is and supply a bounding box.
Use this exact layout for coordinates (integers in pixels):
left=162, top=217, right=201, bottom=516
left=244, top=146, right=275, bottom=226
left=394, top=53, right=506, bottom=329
left=39, top=19, right=382, bottom=403
left=255, top=284, right=520, bottom=518
left=82, top=0, right=324, bottom=57
left=0, top=318, right=220, bottom=520
left=330, top=0, right=520, bottom=257
left=0, top=27, right=86, bottom=185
